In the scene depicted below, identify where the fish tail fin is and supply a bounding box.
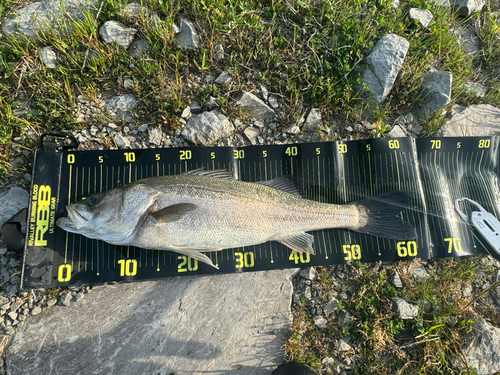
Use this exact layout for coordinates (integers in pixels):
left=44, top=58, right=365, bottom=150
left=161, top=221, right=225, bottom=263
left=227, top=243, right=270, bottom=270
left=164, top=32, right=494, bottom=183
left=350, top=190, right=417, bottom=240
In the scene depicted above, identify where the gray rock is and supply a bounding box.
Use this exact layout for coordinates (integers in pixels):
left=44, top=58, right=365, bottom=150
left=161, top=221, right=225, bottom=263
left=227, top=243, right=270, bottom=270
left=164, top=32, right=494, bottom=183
left=392, top=272, right=403, bottom=288
left=439, top=104, right=500, bottom=137
left=0, top=187, right=29, bottom=229
left=99, top=21, right=137, bottom=49
left=464, top=82, right=487, bottom=98
left=113, top=134, right=131, bottom=149
left=74, top=292, right=85, bottom=302
left=419, top=70, right=452, bottom=117
left=214, top=44, right=224, bottom=60
left=303, top=108, right=323, bottom=132
left=451, top=0, right=486, bottom=16
left=39, top=47, right=57, bottom=69
left=0, top=247, right=7, bottom=256
left=46, top=298, right=57, bottom=307
left=409, top=8, right=433, bottom=27
left=189, top=100, right=202, bottom=114
left=409, top=263, right=429, bottom=283
left=214, top=71, right=231, bottom=85
left=258, top=85, right=269, bottom=101
left=456, top=27, right=480, bottom=61
left=459, top=317, right=500, bottom=373
left=148, top=127, right=163, bottom=146
left=10, top=275, right=20, bottom=285
left=8, top=157, right=23, bottom=169
left=59, top=293, right=72, bottom=306
left=392, top=298, right=419, bottom=319
left=235, top=92, right=275, bottom=120
left=299, top=267, right=317, bottom=280
left=7, top=270, right=295, bottom=374
left=138, top=124, right=149, bottom=132
left=123, top=78, right=134, bottom=91
left=181, top=106, right=191, bottom=119
left=205, top=96, right=218, bottom=110
left=1, top=0, right=100, bottom=37
left=338, top=339, right=352, bottom=352
left=128, top=39, right=149, bottom=58
left=243, top=127, right=260, bottom=145
left=286, top=125, right=300, bottom=135
left=31, top=306, right=42, bottom=316
left=337, top=310, right=353, bottom=327
left=181, top=110, right=235, bottom=146
left=121, top=3, right=150, bottom=17
left=361, top=33, right=409, bottom=103
left=268, top=95, right=279, bottom=109
left=388, top=124, right=407, bottom=137
left=176, top=18, right=200, bottom=49
left=323, top=298, right=339, bottom=316
left=314, top=315, right=328, bottom=328
left=8, top=311, right=18, bottom=321
left=105, top=94, right=137, bottom=121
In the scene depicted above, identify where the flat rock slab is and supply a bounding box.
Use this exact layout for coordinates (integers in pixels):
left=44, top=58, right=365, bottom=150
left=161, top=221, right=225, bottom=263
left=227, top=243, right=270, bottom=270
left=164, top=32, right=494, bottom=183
left=7, top=269, right=296, bottom=374
left=439, top=104, right=500, bottom=136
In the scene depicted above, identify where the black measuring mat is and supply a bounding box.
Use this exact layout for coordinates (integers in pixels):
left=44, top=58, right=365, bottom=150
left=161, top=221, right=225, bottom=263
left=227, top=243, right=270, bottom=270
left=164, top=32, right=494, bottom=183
left=21, top=137, right=499, bottom=289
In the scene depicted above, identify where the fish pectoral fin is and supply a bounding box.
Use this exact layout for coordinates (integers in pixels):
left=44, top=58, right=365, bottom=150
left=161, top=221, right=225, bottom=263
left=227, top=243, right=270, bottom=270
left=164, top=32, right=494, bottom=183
left=257, top=176, right=303, bottom=197
left=171, top=247, right=220, bottom=269
left=151, top=203, right=198, bottom=223
left=277, top=232, right=315, bottom=255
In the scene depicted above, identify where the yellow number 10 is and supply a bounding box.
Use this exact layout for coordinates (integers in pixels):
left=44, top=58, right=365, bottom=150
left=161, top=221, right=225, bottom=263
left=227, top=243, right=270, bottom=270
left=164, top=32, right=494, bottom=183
left=118, top=259, right=137, bottom=276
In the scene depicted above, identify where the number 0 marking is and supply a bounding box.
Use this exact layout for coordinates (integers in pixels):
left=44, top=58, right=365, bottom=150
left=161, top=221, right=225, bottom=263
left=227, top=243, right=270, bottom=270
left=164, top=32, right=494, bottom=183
left=58, top=264, right=72, bottom=282
left=67, top=154, right=75, bottom=164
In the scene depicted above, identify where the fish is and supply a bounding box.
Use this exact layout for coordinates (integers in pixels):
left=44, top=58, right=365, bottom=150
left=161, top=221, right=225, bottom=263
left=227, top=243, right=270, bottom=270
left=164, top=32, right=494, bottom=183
left=56, top=168, right=417, bottom=269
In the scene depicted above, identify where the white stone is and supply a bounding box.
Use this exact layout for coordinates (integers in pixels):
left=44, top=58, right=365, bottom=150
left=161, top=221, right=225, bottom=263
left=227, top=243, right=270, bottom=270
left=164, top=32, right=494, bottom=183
left=439, top=104, right=500, bottom=137
left=176, top=18, right=199, bottom=49
left=451, top=0, right=486, bottom=16
left=235, top=92, right=275, bottom=120
left=99, top=21, right=137, bottom=49
left=419, top=70, right=452, bottom=116
left=105, top=94, right=137, bottom=121
left=408, top=263, right=429, bottom=283
left=464, top=82, right=487, bottom=98
left=243, top=127, right=260, bottom=145
left=214, top=71, right=231, bottom=85
left=113, top=134, right=131, bottom=149
left=313, top=316, right=328, bottom=329
left=303, top=108, right=323, bottom=132
left=181, top=110, right=235, bottom=146
left=338, top=339, right=352, bottom=352
left=148, top=127, right=163, bottom=146
left=392, top=298, right=419, bottom=319
left=0, top=187, right=29, bottom=229
left=1, top=0, right=100, bottom=37
left=361, top=33, right=409, bottom=103
left=409, top=8, right=433, bottom=27
left=7, top=270, right=296, bottom=374
left=39, top=47, right=57, bottom=69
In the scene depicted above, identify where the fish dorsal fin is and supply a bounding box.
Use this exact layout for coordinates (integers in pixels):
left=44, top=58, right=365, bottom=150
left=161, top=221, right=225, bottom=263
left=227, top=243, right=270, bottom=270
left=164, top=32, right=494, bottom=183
left=258, top=176, right=302, bottom=196
left=277, top=232, right=315, bottom=255
left=183, top=168, right=235, bottom=179
left=151, top=203, right=198, bottom=223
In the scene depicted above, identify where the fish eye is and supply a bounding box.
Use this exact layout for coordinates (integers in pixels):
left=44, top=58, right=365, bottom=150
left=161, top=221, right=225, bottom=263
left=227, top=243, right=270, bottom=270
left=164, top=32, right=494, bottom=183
left=88, top=194, right=101, bottom=206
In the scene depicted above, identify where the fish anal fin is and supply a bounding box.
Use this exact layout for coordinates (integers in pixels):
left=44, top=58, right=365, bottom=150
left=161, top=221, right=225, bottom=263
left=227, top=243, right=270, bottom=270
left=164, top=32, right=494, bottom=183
left=151, top=203, right=198, bottom=223
left=171, top=247, right=221, bottom=269
left=258, top=176, right=303, bottom=197
left=277, top=232, right=315, bottom=255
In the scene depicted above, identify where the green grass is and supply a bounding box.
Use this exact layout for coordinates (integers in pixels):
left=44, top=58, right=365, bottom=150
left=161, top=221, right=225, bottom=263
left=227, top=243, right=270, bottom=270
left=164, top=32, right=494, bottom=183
left=285, top=257, right=499, bottom=374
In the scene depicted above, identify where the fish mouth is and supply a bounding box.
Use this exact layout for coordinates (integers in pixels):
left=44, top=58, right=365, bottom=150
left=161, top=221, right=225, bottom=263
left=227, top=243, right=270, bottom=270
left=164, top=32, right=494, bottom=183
left=65, top=205, right=92, bottom=230
left=55, top=217, right=77, bottom=232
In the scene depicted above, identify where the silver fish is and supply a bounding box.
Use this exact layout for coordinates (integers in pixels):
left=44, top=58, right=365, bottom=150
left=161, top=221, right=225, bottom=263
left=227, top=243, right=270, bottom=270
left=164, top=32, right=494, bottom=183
left=56, top=169, right=416, bottom=268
